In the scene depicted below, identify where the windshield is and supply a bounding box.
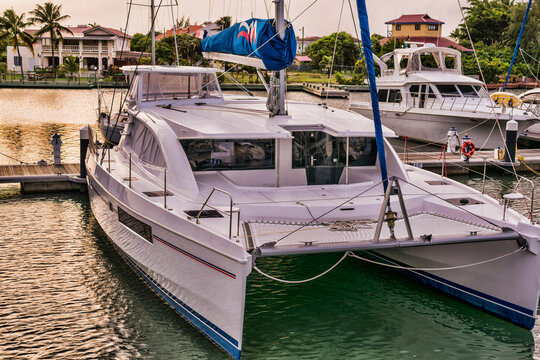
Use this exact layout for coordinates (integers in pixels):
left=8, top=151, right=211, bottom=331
left=142, top=72, right=221, bottom=102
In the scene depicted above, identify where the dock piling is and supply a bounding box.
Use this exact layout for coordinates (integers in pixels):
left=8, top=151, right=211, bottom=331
left=80, top=126, right=89, bottom=178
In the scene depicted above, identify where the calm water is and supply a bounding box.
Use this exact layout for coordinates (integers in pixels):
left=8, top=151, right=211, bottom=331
left=0, top=88, right=539, bottom=359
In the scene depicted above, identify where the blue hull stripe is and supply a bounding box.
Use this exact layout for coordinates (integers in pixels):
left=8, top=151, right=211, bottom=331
left=369, top=251, right=536, bottom=329
left=115, top=245, right=241, bottom=359
left=152, top=235, right=236, bottom=279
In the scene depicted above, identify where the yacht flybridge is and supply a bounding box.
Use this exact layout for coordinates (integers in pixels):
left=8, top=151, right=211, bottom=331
left=86, top=65, right=540, bottom=359
left=349, top=45, right=539, bottom=149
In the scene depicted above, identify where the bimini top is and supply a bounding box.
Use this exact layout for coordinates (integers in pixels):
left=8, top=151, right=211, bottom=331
left=375, top=44, right=462, bottom=77
left=121, top=65, right=220, bottom=74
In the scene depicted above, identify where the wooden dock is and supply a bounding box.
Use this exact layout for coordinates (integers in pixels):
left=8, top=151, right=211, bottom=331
left=302, top=83, right=349, bottom=98
left=0, top=163, right=86, bottom=192
left=399, top=149, right=540, bottom=175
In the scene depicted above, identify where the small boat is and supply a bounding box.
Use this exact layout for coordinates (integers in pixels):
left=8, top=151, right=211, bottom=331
left=517, top=88, right=540, bottom=141
left=85, top=2, right=540, bottom=358
left=349, top=44, right=539, bottom=149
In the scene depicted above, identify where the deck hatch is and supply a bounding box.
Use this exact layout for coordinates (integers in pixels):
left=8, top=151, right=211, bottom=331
left=445, top=197, right=484, bottom=206
left=143, top=191, right=174, bottom=197
left=184, top=210, right=224, bottom=218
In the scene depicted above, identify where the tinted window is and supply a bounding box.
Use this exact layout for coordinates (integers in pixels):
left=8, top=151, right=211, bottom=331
left=458, top=85, right=477, bottom=97
left=388, top=89, right=402, bottom=103
left=130, top=120, right=166, bottom=167
left=118, top=207, right=153, bottom=243
left=378, top=89, right=389, bottom=102
left=181, top=139, right=275, bottom=171
left=409, top=85, right=420, bottom=97
left=436, top=84, right=460, bottom=97
left=428, top=86, right=437, bottom=98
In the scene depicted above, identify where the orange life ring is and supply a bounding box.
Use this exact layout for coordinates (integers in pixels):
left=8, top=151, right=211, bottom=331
left=461, top=140, right=475, bottom=157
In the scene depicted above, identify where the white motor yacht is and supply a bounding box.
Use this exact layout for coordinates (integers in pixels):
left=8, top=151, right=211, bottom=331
left=350, top=45, right=539, bottom=149
left=86, top=65, right=540, bottom=359
left=519, top=88, right=540, bottom=141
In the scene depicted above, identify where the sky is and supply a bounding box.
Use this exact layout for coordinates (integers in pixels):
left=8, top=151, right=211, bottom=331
left=0, top=0, right=465, bottom=38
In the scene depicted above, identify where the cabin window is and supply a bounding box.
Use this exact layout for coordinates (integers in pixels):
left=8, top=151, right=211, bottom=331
left=443, top=55, right=457, bottom=70
left=292, top=132, right=377, bottom=168
left=126, top=74, right=139, bottom=108
left=474, top=85, right=488, bottom=97
left=436, top=84, right=460, bottom=97
left=457, top=85, right=477, bottom=97
left=130, top=120, right=166, bottom=167
left=409, top=85, right=420, bottom=97
left=428, top=24, right=438, bottom=31
left=142, top=72, right=220, bottom=102
left=388, top=89, right=402, bottom=103
left=378, top=89, right=389, bottom=102
left=180, top=139, right=275, bottom=171
left=118, top=207, right=153, bottom=243
left=428, top=85, right=437, bottom=98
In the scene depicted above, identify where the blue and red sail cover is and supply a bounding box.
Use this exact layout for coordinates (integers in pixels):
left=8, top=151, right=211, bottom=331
left=201, top=18, right=297, bottom=71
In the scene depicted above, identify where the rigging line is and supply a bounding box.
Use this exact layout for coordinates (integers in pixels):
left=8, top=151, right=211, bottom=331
left=263, top=0, right=270, bottom=18
left=253, top=252, right=349, bottom=284
left=520, top=47, right=540, bottom=63
left=0, top=151, right=31, bottom=164
left=349, top=247, right=526, bottom=272
left=520, top=49, right=540, bottom=82
left=170, top=0, right=179, bottom=66
left=268, top=179, right=385, bottom=246
left=325, top=0, right=345, bottom=104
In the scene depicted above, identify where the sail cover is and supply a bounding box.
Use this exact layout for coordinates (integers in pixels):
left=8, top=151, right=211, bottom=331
left=201, top=18, right=297, bottom=71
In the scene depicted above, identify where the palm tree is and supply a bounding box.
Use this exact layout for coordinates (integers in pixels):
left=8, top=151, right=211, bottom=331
left=61, top=55, right=79, bottom=79
left=88, top=22, right=100, bottom=28
left=29, top=2, right=72, bottom=80
left=0, top=9, right=34, bottom=81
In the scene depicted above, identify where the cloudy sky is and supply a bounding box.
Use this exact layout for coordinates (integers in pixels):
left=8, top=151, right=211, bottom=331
left=1, top=0, right=465, bottom=38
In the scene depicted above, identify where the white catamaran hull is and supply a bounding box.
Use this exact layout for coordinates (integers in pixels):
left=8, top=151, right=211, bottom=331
left=374, top=237, right=540, bottom=329
left=351, top=105, right=536, bottom=149
left=87, top=158, right=250, bottom=360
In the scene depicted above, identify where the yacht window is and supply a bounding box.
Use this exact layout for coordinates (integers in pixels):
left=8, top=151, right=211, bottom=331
left=428, top=85, right=437, bottom=98
left=126, top=74, right=139, bottom=108
left=180, top=139, right=275, bottom=171
left=444, top=55, right=457, bottom=70
left=409, top=84, right=420, bottom=97
left=457, top=85, right=477, bottom=97
left=130, top=120, right=166, bottom=167
left=436, top=84, right=460, bottom=97
left=388, top=89, right=402, bottom=103
left=118, top=207, right=153, bottom=243
left=142, top=72, right=220, bottom=102
left=292, top=132, right=377, bottom=168
left=420, top=53, right=439, bottom=70
left=474, top=85, right=488, bottom=98
left=378, top=89, right=389, bottom=102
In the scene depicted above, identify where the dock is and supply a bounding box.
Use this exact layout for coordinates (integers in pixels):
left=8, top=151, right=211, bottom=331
left=0, top=163, right=86, bottom=192
left=302, top=83, right=349, bottom=98
left=400, top=149, right=540, bottom=175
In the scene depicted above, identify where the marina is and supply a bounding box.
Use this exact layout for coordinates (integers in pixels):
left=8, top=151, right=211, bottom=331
left=1, top=0, right=540, bottom=359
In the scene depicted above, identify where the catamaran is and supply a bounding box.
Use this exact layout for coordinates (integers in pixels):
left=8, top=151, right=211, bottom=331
left=349, top=44, right=539, bottom=149
left=86, top=1, right=540, bottom=358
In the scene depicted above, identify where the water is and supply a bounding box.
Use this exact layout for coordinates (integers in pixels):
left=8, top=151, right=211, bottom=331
left=0, top=88, right=539, bottom=359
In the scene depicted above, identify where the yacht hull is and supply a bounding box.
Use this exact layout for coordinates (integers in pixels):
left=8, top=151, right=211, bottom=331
left=373, top=239, right=540, bottom=329
left=87, top=170, right=249, bottom=360
left=351, top=105, right=536, bottom=149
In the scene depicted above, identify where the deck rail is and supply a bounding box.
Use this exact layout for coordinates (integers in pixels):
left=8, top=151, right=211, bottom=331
left=196, top=187, right=240, bottom=240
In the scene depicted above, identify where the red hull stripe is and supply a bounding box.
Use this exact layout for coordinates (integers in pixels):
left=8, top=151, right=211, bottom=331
left=153, top=235, right=237, bottom=279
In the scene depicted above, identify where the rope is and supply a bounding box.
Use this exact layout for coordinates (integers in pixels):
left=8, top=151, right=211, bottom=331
left=325, top=0, right=345, bottom=103
left=402, top=136, right=409, bottom=163
left=520, top=48, right=540, bottom=83
left=253, top=252, right=349, bottom=284
left=254, top=246, right=526, bottom=284
left=0, top=152, right=31, bottom=165
left=518, top=156, right=540, bottom=177
left=438, top=145, right=447, bottom=177
left=349, top=247, right=526, bottom=271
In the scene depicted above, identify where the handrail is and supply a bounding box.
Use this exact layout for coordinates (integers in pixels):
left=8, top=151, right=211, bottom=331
left=513, top=175, right=536, bottom=223
left=196, top=187, right=240, bottom=239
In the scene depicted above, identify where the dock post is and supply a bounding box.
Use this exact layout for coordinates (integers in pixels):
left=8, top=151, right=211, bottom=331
left=50, top=134, right=63, bottom=165
left=80, top=126, right=89, bottom=178
left=503, top=120, right=518, bottom=163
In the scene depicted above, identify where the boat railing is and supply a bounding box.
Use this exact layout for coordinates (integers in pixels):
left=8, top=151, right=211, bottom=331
left=394, top=92, right=491, bottom=114
left=196, top=187, right=240, bottom=240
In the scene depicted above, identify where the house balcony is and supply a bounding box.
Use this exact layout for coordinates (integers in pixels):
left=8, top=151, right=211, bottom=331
left=41, top=45, right=102, bottom=54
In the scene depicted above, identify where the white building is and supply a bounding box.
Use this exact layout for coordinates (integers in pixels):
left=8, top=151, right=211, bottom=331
left=7, top=25, right=136, bottom=73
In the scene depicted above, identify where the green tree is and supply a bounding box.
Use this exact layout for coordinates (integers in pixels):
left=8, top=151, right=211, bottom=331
left=157, top=34, right=202, bottom=65
left=506, top=0, right=539, bottom=53
left=131, top=32, right=151, bottom=52
left=216, top=16, right=231, bottom=31
left=451, top=0, right=514, bottom=45
left=29, top=2, right=72, bottom=79
left=308, top=32, right=360, bottom=70
left=61, top=55, right=78, bottom=76
left=0, top=8, right=34, bottom=81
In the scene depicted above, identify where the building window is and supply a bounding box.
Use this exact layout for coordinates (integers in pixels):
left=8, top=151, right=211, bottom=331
left=395, top=24, right=401, bottom=31
left=415, top=24, right=421, bottom=30
left=14, top=56, right=22, bottom=67
left=428, top=24, right=439, bottom=31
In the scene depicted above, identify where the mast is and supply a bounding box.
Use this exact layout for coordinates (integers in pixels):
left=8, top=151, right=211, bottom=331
left=151, top=0, right=156, bottom=65
left=503, top=0, right=532, bottom=91
left=355, top=0, right=389, bottom=191
left=274, top=0, right=286, bottom=115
